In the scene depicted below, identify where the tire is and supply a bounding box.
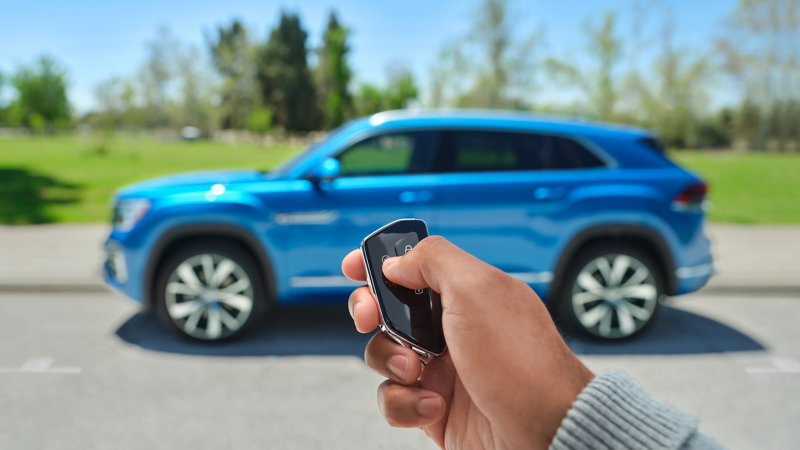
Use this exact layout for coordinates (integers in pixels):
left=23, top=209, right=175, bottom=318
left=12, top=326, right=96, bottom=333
left=553, top=242, right=664, bottom=340
left=155, top=239, right=268, bottom=341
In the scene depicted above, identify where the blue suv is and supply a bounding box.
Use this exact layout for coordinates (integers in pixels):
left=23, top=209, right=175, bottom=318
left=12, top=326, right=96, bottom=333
left=104, top=110, right=714, bottom=341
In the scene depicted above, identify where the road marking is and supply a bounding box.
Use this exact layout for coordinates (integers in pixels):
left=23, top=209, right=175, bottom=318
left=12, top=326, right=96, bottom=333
left=0, top=358, right=81, bottom=374
left=745, top=357, right=800, bottom=374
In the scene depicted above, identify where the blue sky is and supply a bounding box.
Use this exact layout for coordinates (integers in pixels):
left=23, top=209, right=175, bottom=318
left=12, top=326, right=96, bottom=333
left=0, top=0, right=738, bottom=112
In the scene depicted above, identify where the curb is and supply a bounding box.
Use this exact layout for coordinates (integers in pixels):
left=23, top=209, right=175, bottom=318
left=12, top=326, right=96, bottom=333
left=0, top=284, right=110, bottom=293
left=0, top=284, right=796, bottom=296
left=697, top=285, right=799, bottom=296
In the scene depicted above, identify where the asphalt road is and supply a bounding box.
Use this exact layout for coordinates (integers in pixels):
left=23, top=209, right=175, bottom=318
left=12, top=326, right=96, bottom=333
left=0, top=291, right=797, bottom=450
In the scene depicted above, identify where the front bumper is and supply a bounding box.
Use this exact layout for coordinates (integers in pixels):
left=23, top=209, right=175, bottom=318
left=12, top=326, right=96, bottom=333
left=104, top=242, right=128, bottom=284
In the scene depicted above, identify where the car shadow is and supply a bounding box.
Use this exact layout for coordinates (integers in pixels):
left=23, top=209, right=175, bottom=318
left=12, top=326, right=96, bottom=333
left=115, top=304, right=372, bottom=357
left=115, top=304, right=765, bottom=358
left=563, top=305, right=765, bottom=355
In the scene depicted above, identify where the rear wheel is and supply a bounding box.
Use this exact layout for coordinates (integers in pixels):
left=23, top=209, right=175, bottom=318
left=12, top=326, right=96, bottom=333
left=554, top=242, right=664, bottom=340
left=155, top=240, right=267, bottom=341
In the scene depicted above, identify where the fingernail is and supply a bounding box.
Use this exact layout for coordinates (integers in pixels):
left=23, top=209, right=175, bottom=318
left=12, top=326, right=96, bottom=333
left=383, top=257, right=398, bottom=269
left=387, top=354, right=408, bottom=380
left=417, top=397, right=441, bottom=420
left=351, top=302, right=360, bottom=319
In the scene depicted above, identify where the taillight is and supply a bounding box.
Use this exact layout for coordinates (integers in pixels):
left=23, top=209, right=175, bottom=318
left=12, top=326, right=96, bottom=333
left=672, top=181, right=709, bottom=212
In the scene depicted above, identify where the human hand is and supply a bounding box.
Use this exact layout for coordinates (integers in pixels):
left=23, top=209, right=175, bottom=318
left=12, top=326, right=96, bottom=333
left=342, top=236, right=595, bottom=449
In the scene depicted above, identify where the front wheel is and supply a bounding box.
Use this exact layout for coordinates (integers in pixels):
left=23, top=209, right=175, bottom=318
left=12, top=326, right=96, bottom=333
left=155, top=240, right=267, bottom=341
left=554, top=243, right=664, bottom=340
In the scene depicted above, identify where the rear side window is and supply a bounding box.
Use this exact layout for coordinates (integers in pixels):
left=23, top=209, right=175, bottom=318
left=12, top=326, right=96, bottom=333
left=337, top=131, right=436, bottom=176
left=433, top=130, right=606, bottom=173
left=638, top=137, right=666, bottom=154
left=549, top=136, right=606, bottom=169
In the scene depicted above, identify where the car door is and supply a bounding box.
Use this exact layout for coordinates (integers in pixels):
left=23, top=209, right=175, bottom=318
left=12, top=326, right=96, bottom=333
left=430, top=129, right=607, bottom=292
left=280, top=130, right=439, bottom=302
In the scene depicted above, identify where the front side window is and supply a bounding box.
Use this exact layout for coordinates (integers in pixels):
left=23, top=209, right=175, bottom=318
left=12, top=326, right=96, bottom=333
left=337, top=132, right=436, bottom=176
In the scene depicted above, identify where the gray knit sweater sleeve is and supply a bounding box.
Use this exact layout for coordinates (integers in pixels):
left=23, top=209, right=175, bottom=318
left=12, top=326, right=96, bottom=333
left=549, top=370, right=725, bottom=450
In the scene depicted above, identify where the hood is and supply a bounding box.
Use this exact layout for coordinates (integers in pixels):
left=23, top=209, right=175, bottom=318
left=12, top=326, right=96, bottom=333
left=117, top=170, right=264, bottom=197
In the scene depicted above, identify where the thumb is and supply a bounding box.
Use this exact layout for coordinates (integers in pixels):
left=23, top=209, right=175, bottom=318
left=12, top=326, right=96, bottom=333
left=381, top=236, right=483, bottom=295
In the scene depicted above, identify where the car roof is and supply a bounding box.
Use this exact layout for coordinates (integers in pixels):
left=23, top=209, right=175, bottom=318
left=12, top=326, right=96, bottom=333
left=351, top=109, right=653, bottom=140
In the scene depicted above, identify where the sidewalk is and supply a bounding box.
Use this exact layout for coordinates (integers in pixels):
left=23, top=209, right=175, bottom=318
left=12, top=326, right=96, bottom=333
left=0, top=223, right=797, bottom=295
left=0, top=224, right=108, bottom=291
left=703, top=223, right=800, bottom=295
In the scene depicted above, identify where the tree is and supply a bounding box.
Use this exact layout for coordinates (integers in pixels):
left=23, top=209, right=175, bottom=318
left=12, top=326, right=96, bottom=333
left=316, top=11, right=353, bottom=129
left=354, top=83, right=385, bottom=116
left=613, top=2, right=713, bottom=148
left=547, top=12, right=624, bottom=121
left=138, top=26, right=178, bottom=127
left=9, top=55, right=71, bottom=130
left=246, top=106, right=272, bottom=134
left=429, top=0, right=542, bottom=108
left=206, top=19, right=258, bottom=129
left=176, top=44, right=216, bottom=131
left=384, top=63, right=418, bottom=110
left=717, top=0, right=800, bottom=150
left=256, top=11, right=318, bottom=132
left=93, top=76, right=138, bottom=128
left=353, top=63, right=419, bottom=117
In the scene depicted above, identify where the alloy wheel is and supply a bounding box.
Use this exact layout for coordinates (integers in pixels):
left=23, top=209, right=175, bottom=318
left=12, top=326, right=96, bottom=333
left=571, top=254, right=658, bottom=339
left=165, top=253, right=254, bottom=340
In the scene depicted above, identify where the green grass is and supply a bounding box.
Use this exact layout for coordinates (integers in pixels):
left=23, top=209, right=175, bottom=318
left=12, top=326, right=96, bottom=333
left=1, top=136, right=797, bottom=224
left=0, top=135, right=302, bottom=224
left=671, top=151, right=800, bottom=224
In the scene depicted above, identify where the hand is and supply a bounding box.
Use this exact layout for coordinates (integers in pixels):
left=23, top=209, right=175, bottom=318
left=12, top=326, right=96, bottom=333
left=342, top=236, right=595, bottom=449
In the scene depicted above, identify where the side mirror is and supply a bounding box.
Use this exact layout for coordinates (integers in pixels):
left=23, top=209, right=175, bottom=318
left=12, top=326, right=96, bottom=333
left=308, top=158, right=341, bottom=188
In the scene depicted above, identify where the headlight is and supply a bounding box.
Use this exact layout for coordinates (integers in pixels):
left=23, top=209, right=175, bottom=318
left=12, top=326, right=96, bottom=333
left=113, top=198, right=151, bottom=231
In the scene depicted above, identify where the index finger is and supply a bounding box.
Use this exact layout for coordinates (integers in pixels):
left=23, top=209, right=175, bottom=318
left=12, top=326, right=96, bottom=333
left=342, top=249, right=367, bottom=281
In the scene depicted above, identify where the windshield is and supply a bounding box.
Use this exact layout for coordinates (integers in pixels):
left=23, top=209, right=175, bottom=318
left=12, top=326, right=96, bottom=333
left=273, top=123, right=351, bottom=175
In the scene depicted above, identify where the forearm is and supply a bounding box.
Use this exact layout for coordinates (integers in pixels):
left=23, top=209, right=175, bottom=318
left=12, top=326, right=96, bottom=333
left=549, top=370, right=725, bottom=450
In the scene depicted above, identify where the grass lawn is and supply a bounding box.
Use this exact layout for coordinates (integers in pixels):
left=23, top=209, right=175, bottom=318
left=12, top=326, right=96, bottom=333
left=671, top=151, right=800, bottom=224
left=0, top=135, right=302, bottom=224
left=0, top=136, right=797, bottom=224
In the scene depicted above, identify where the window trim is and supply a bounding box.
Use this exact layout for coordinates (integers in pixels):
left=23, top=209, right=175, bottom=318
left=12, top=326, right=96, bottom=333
left=311, top=125, right=617, bottom=179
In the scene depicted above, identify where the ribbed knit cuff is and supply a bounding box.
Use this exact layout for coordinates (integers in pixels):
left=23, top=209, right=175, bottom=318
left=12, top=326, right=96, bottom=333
left=550, top=370, right=698, bottom=450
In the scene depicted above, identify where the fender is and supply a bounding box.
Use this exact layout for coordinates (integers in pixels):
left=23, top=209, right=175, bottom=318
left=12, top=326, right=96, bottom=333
left=550, top=224, right=677, bottom=300
left=142, top=223, right=277, bottom=312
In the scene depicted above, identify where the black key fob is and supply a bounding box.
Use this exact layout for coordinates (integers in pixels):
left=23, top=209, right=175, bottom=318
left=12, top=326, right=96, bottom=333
left=360, top=219, right=446, bottom=363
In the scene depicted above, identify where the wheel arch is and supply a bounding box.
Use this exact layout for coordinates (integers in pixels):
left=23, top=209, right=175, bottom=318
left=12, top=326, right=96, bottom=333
left=143, top=224, right=277, bottom=312
left=550, top=224, right=677, bottom=302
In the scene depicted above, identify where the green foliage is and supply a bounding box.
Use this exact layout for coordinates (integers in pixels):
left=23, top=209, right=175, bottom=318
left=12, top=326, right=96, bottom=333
left=354, top=83, right=386, bottom=116
left=89, top=27, right=218, bottom=133
left=256, top=12, right=318, bottom=132
left=672, top=151, right=800, bottom=224
left=138, top=26, right=176, bottom=127
left=547, top=12, right=623, bottom=121
left=696, top=109, right=735, bottom=148
left=353, top=65, right=419, bottom=117
left=384, top=68, right=418, bottom=110
left=28, top=112, right=45, bottom=132
left=9, top=55, right=71, bottom=130
left=430, top=0, right=542, bottom=108
left=717, top=0, right=799, bottom=151
left=0, top=136, right=302, bottom=223
left=206, top=20, right=257, bottom=129
left=246, top=106, right=273, bottom=134
left=317, top=11, right=353, bottom=129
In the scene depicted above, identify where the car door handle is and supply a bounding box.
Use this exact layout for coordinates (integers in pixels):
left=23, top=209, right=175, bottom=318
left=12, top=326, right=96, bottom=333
left=533, top=187, right=567, bottom=201
left=400, top=190, right=433, bottom=203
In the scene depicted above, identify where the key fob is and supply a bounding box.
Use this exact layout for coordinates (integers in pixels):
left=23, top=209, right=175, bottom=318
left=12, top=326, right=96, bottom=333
left=360, top=219, right=446, bottom=363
